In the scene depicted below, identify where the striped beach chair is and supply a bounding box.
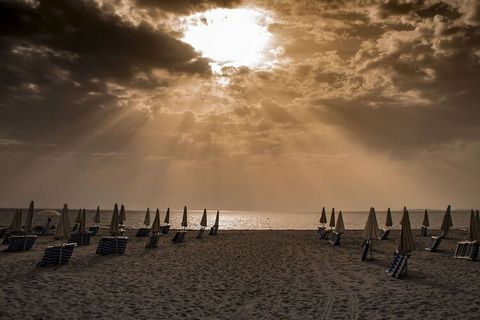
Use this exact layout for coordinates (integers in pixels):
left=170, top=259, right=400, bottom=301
left=197, top=229, right=205, bottom=239
left=145, top=234, right=160, bottom=249
left=386, top=251, right=409, bottom=279
left=171, top=231, right=186, bottom=243
left=37, top=243, right=77, bottom=267
left=454, top=241, right=479, bottom=260
left=329, top=231, right=342, bottom=246
left=136, top=227, right=151, bottom=237
left=209, top=226, right=218, bottom=236
left=160, top=225, right=170, bottom=235
left=379, top=228, right=390, bottom=240
left=3, top=235, right=37, bottom=252
left=69, top=232, right=92, bottom=246
left=89, top=225, right=100, bottom=236
left=425, top=236, right=443, bottom=252
left=96, top=236, right=128, bottom=255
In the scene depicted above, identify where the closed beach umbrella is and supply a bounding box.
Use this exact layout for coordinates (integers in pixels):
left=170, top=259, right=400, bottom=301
left=200, top=209, right=207, bottom=227
left=55, top=204, right=70, bottom=240
left=75, top=208, right=82, bottom=224
left=329, top=208, right=335, bottom=228
left=467, top=210, right=478, bottom=241
left=164, top=208, right=170, bottom=224
left=319, top=207, right=327, bottom=225
left=144, top=208, right=151, bottom=226
left=440, top=205, right=453, bottom=233
left=93, top=206, right=101, bottom=224
left=181, top=206, right=188, bottom=228
left=422, top=209, right=430, bottom=227
left=214, top=210, right=219, bottom=228
left=476, top=210, right=480, bottom=233
left=151, top=209, right=161, bottom=233
left=363, top=207, right=380, bottom=240
left=398, top=208, right=415, bottom=254
left=119, top=204, right=126, bottom=225
left=335, top=211, right=345, bottom=234
left=10, top=209, right=22, bottom=232
left=79, top=208, right=86, bottom=233
left=385, top=208, right=393, bottom=227
left=24, top=200, right=34, bottom=234
left=110, top=203, right=119, bottom=235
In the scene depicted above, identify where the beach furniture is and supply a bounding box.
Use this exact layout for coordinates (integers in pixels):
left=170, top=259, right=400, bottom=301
left=320, top=229, right=332, bottom=240
left=145, top=234, right=160, bottom=249
left=3, top=235, right=37, bottom=252
left=37, top=243, right=76, bottom=267
left=421, top=209, right=429, bottom=237
left=89, top=225, right=100, bottom=236
left=329, top=231, right=342, bottom=246
left=96, top=236, right=128, bottom=255
left=160, top=225, right=170, bottom=234
left=69, top=232, right=92, bottom=246
left=421, top=226, right=428, bottom=237
left=209, top=226, right=218, bottom=236
left=136, top=227, right=151, bottom=237
left=197, top=228, right=205, bottom=239
left=379, top=228, right=390, bottom=240
left=172, top=231, right=186, bottom=243
left=425, top=236, right=443, bottom=252
left=361, top=207, right=380, bottom=260
left=361, top=240, right=371, bottom=261
left=454, top=241, right=478, bottom=260
left=386, top=251, right=409, bottom=279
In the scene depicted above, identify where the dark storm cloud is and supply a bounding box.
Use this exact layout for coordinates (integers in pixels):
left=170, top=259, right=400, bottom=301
left=0, top=0, right=211, bottom=147
left=136, top=0, right=242, bottom=15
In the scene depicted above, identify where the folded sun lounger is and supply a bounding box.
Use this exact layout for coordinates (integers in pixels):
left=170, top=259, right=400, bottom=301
left=160, top=225, right=170, bottom=235
left=136, top=227, right=151, bottom=237
left=145, top=234, right=160, bottom=249
left=171, top=231, right=186, bottom=243
left=209, top=226, right=218, bottom=236
left=379, top=228, right=390, bottom=240
left=386, top=251, right=409, bottom=279
left=69, top=232, right=92, bottom=246
left=37, top=243, right=77, bottom=267
left=329, top=231, right=342, bottom=246
left=361, top=240, right=371, bottom=261
left=196, top=229, right=205, bottom=239
left=454, top=241, right=478, bottom=260
left=3, top=235, right=37, bottom=252
left=89, top=225, right=100, bottom=236
left=425, top=236, right=443, bottom=252
left=96, top=236, right=128, bottom=255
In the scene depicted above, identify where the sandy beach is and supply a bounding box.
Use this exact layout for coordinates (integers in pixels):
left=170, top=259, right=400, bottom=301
left=0, top=229, right=478, bottom=319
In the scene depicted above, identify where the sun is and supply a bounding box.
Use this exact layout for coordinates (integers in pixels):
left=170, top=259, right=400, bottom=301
left=182, top=8, right=274, bottom=71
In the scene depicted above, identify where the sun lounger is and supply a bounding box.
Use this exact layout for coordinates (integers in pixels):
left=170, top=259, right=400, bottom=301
left=454, top=241, right=479, bottom=260
left=209, top=226, right=218, bottom=236
left=329, top=231, right=342, bottom=246
left=136, top=227, right=151, bottom=237
left=361, top=240, right=371, bottom=261
left=2, top=230, right=24, bottom=245
left=89, top=225, right=100, bottom=236
left=379, top=228, right=390, bottom=240
left=171, top=231, right=186, bottom=243
left=37, top=243, right=77, bottom=267
left=320, top=229, right=332, bottom=240
left=33, top=225, right=54, bottom=236
left=317, top=226, right=325, bottom=235
left=96, top=236, right=128, bottom=255
left=386, top=251, right=409, bottom=279
left=145, top=234, right=160, bottom=249
left=425, top=236, right=443, bottom=252
left=196, top=229, right=205, bottom=239
left=160, top=225, right=170, bottom=235
left=3, top=235, right=37, bottom=252
left=69, top=232, right=92, bottom=246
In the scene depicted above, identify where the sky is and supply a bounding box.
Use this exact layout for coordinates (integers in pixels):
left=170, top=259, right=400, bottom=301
left=0, top=0, right=479, bottom=211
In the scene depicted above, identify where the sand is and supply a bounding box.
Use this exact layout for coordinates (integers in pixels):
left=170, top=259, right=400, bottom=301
left=0, top=229, right=479, bottom=319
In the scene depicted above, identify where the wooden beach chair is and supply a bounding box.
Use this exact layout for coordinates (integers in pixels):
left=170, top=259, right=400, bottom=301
left=89, top=225, right=100, bottom=236
left=136, top=227, right=151, bottom=237
left=454, top=241, right=479, bottom=260
left=69, top=232, right=92, bottom=246
left=196, top=229, right=205, bottom=239
left=171, top=231, right=186, bottom=243
left=145, top=234, right=160, bottom=249
left=386, top=251, right=409, bottom=279
left=379, top=228, right=390, bottom=240
left=96, top=236, right=128, bottom=255
left=37, top=243, right=77, bottom=267
left=3, top=235, right=37, bottom=252
left=209, top=226, right=218, bottom=236
left=160, top=225, right=170, bottom=234
left=329, top=231, right=342, bottom=246
left=425, top=236, right=443, bottom=252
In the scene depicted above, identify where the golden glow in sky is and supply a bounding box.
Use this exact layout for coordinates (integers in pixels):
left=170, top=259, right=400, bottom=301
left=182, top=8, right=273, bottom=70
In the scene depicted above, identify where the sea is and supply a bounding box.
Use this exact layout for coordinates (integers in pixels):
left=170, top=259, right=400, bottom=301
left=0, top=207, right=475, bottom=230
